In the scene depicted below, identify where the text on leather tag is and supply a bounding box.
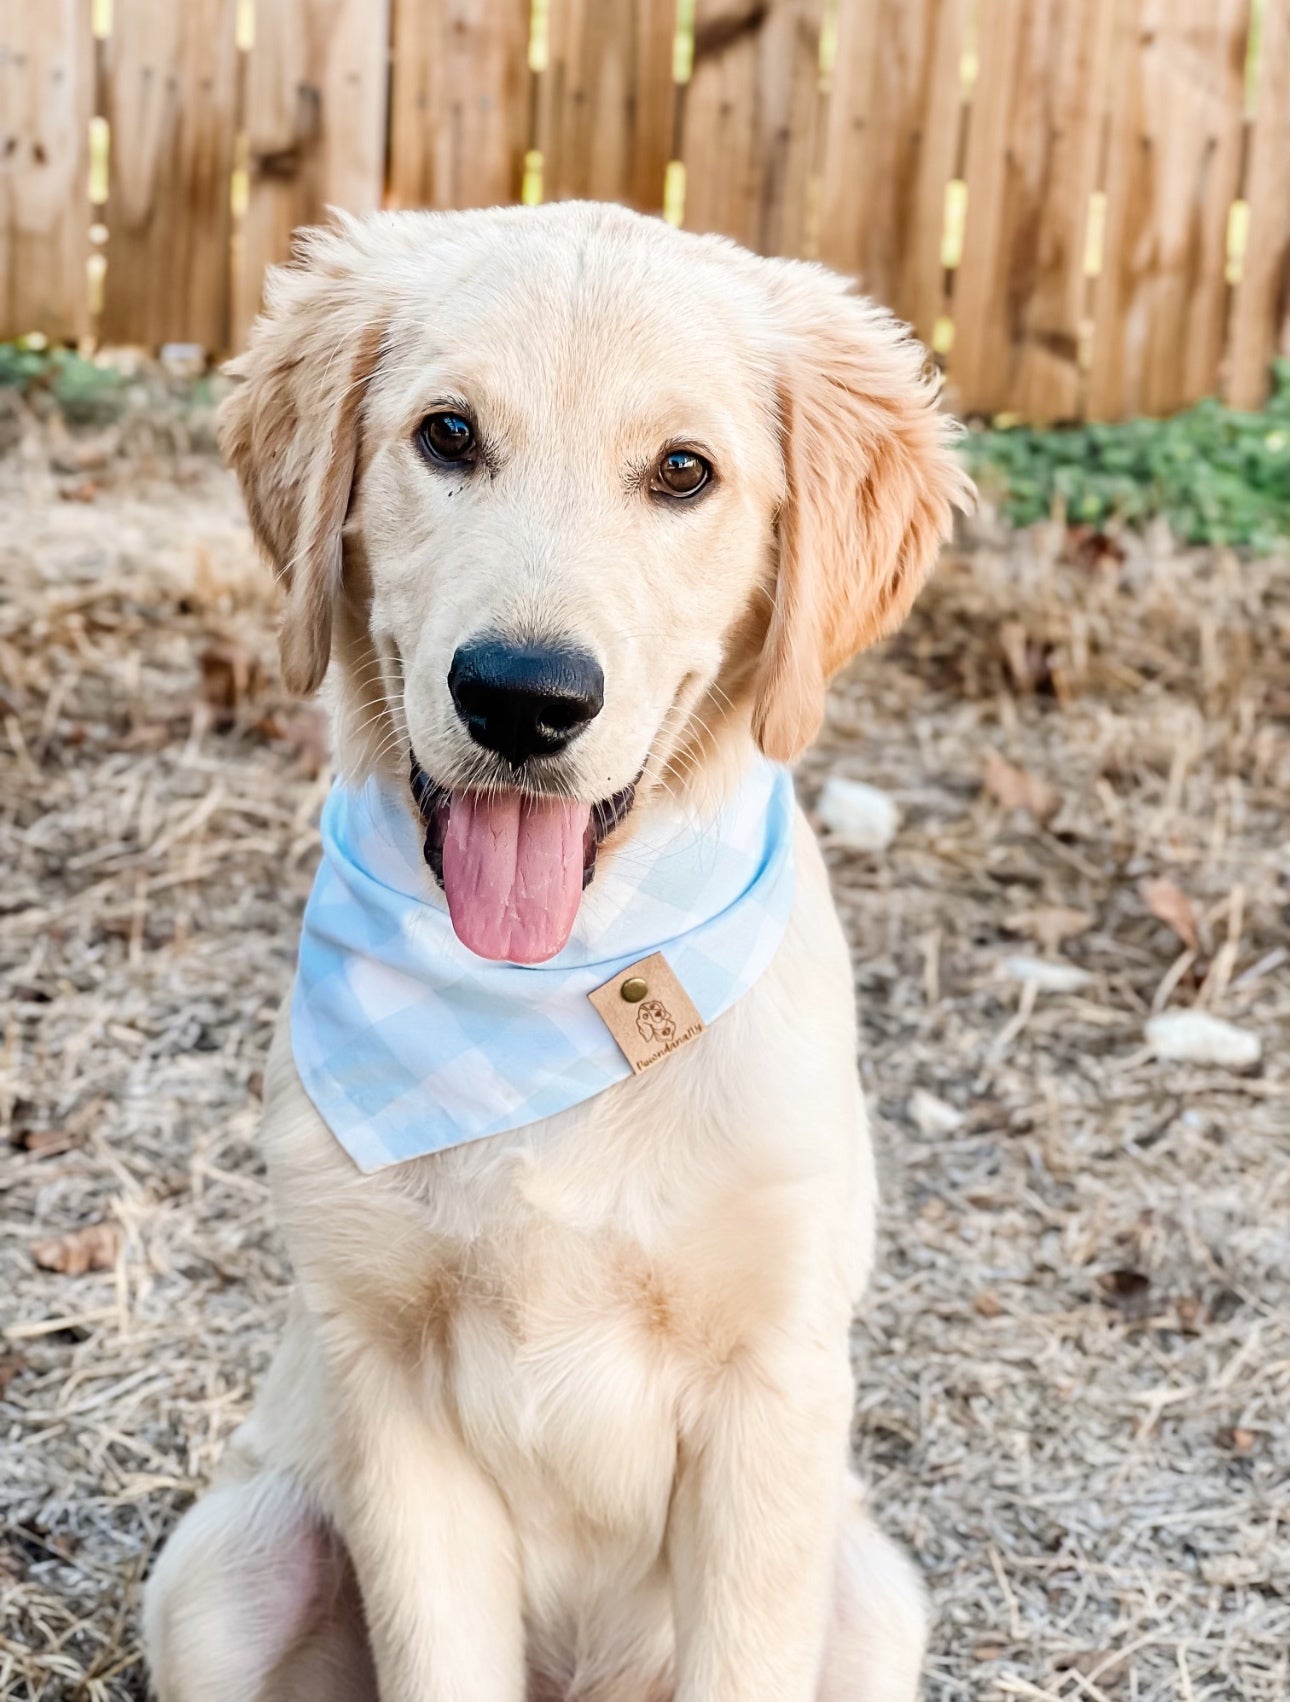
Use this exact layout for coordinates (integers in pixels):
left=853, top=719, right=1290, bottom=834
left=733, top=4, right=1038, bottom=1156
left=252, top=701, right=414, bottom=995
left=588, top=952, right=706, bottom=1075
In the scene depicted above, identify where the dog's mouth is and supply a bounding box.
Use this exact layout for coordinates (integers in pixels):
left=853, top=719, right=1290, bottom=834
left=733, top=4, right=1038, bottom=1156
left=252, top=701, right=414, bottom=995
left=410, top=755, right=636, bottom=964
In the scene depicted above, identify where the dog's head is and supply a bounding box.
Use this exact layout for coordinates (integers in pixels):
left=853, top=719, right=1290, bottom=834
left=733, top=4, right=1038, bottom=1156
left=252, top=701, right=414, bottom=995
left=635, top=1000, right=676, bottom=1045
left=221, top=204, right=970, bottom=963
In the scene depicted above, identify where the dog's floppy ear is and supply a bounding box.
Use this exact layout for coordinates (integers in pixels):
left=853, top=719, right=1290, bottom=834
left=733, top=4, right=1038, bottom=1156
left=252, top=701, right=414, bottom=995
left=753, top=266, right=973, bottom=761
left=219, top=219, right=388, bottom=695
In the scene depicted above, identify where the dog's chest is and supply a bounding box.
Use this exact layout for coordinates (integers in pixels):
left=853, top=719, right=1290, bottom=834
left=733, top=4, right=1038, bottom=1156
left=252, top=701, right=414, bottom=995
left=399, top=1087, right=803, bottom=1554
left=445, top=1233, right=680, bottom=1551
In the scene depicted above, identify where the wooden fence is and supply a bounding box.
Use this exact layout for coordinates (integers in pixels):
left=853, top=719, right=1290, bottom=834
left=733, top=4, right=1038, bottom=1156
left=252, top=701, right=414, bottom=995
left=2, top=0, right=1289, bottom=419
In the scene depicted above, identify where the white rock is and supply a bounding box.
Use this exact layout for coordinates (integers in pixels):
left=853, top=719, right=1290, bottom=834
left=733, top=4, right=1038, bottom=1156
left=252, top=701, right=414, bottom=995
left=909, top=1089, right=965, bottom=1136
left=1146, top=1010, right=1261, bottom=1068
left=1000, top=955, right=1094, bottom=993
left=817, top=777, right=899, bottom=852
left=160, top=341, right=206, bottom=378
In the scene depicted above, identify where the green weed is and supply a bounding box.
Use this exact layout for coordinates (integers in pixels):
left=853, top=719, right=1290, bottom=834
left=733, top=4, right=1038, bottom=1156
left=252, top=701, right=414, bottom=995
left=0, top=341, right=125, bottom=425
left=964, top=361, right=1290, bottom=552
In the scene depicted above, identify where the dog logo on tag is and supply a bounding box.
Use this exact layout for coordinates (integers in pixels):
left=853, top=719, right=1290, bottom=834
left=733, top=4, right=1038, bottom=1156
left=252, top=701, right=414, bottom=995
left=635, top=998, right=676, bottom=1044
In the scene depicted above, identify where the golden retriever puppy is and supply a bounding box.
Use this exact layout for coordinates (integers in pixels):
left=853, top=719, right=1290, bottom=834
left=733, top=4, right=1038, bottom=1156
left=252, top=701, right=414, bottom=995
left=144, top=201, right=969, bottom=1702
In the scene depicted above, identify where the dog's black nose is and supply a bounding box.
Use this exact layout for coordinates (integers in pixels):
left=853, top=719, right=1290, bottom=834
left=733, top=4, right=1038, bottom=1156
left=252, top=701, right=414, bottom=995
left=448, top=638, right=604, bottom=767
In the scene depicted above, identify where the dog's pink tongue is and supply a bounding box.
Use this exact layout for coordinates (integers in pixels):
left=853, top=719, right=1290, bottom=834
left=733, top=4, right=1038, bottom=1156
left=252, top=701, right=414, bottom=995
left=441, top=792, right=591, bottom=963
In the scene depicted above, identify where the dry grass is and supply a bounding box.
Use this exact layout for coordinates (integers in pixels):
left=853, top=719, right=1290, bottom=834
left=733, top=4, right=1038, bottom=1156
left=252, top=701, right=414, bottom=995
left=1, top=405, right=1287, bottom=1700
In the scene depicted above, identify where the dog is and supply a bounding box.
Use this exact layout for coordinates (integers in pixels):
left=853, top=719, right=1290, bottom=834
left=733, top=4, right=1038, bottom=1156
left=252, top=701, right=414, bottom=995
left=635, top=999, right=677, bottom=1045
left=144, top=201, right=969, bottom=1702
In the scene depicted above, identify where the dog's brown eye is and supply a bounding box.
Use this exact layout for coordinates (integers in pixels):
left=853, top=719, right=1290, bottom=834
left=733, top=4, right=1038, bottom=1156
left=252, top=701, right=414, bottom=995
left=419, top=412, right=476, bottom=466
left=652, top=449, right=711, bottom=499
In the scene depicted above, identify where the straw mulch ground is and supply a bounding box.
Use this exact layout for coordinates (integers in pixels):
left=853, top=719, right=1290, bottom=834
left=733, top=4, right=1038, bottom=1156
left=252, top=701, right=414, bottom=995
left=2, top=406, right=1287, bottom=1701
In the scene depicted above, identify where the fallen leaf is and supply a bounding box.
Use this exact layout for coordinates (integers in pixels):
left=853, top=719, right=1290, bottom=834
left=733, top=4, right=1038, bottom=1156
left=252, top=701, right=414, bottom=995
left=1096, top=1269, right=1152, bottom=1316
left=1175, top=1296, right=1204, bottom=1332
left=1004, top=905, right=1095, bottom=951
left=51, top=432, right=117, bottom=474
left=999, top=620, right=1057, bottom=696
left=30, top=1221, right=119, bottom=1276
left=1056, top=1649, right=1127, bottom=1682
left=0, top=1353, right=26, bottom=1398
left=983, top=751, right=1056, bottom=821
left=119, top=720, right=177, bottom=751
left=198, top=640, right=262, bottom=719
left=1141, top=876, right=1198, bottom=951
left=974, top=1292, right=1004, bottom=1318
left=1068, top=526, right=1126, bottom=573
left=274, top=707, right=328, bottom=779
left=15, top=1127, right=76, bottom=1158
left=1216, top=1426, right=1260, bottom=1455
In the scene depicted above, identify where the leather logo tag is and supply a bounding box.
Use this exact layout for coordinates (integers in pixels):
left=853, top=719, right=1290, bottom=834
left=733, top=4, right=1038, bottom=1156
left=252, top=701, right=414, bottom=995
left=588, top=951, right=706, bottom=1075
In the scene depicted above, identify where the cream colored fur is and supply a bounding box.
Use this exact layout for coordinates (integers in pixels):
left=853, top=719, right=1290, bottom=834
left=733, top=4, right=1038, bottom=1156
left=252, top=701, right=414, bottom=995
left=144, top=202, right=970, bottom=1702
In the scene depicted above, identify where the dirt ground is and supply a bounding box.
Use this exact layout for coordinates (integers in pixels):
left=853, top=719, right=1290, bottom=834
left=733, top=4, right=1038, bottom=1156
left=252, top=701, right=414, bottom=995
left=1, top=408, right=1287, bottom=1701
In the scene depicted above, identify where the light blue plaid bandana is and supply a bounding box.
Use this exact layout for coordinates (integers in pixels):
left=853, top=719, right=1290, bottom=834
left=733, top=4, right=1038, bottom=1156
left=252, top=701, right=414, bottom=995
left=290, top=758, right=796, bottom=1172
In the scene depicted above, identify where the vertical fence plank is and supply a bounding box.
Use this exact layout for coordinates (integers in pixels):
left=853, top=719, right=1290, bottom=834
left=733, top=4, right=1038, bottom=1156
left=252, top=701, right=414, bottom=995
left=949, top=0, right=1113, bottom=421
left=540, top=0, right=676, bottom=210
left=388, top=0, right=531, bottom=211
left=1088, top=0, right=1250, bottom=421
left=818, top=0, right=965, bottom=344
left=683, top=0, right=825, bottom=257
left=236, top=0, right=390, bottom=347
left=0, top=0, right=93, bottom=342
left=678, top=2, right=758, bottom=245
left=101, top=0, right=239, bottom=349
left=1228, top=0, right=1290, bottom=409
left=631, top=0, right=680, bottom=210
left=948, top=1, right=1026, bottom=411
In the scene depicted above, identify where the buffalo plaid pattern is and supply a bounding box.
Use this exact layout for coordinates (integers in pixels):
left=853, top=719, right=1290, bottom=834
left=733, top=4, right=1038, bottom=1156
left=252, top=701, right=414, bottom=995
left=290, top=756, right=796, bottom=1172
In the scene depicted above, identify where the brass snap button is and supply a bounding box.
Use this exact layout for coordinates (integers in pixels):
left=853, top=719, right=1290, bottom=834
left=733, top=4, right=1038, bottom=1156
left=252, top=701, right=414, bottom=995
left=620, top=977, right=648, bottom=1003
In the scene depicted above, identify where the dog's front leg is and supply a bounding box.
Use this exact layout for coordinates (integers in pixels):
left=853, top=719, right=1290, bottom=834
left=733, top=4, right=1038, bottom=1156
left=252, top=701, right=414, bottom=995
left=330, top=1343, right=524, bottom=1702
left=668, top=1353, right=851, bottom=1702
